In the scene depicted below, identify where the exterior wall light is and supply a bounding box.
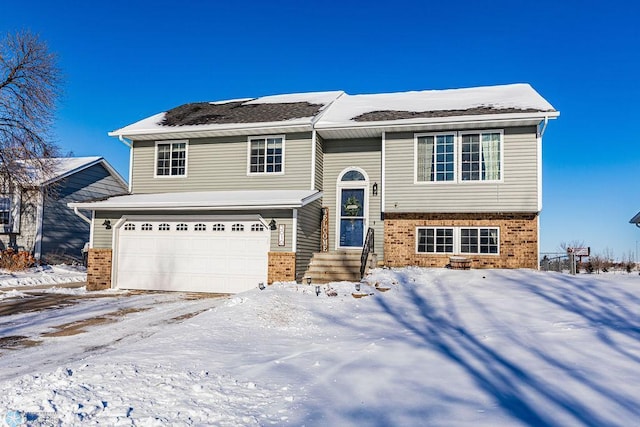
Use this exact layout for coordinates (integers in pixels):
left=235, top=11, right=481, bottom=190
left=372, top=182, right=378, bottom=196
left=269, top=219, right=277, bottom=230
left=103, top=220, right=111, bottom=230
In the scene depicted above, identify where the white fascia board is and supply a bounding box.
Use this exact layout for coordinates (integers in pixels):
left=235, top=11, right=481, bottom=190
left=109, top=122, right=314, bottom=141
left=314, top=111, right=560, bottom=131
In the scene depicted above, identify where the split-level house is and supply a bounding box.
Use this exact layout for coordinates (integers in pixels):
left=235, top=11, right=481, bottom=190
left=70, top=84, right=558, bottom=293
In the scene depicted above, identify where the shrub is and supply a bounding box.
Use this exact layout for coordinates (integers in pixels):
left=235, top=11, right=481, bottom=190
left=0, top=248, right=36, bottom=271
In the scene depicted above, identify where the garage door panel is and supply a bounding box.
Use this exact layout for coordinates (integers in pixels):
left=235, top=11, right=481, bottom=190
left=116, top=219, right=269, bottom=293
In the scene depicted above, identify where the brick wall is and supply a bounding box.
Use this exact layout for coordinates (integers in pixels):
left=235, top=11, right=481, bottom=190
left=384, top=213, right=538, bottom=269
left=268, top=252, right=296, bottom=284
left=87, top=248, right=112, bottom=291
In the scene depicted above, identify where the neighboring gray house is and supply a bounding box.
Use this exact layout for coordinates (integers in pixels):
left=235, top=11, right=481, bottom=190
left=1, top=157, right=128, bottom=263
left=71, top=84, right=558, bottom=293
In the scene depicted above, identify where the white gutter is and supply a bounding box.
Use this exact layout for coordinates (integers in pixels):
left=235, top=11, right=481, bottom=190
left=315, top=111, right=560, bottom=132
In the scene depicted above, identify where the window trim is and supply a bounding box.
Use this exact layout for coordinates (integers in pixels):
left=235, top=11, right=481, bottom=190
left=0, top=193, right=19, bottom=234
left=154, top=140, right=189, bottom=178
left=416, top=227, right=455, bottom=254
left=414, top=132, right=457, bottom=184
left=458, top=130, right=504, bottom=183
left=413, top=130, right=504, bottom=185
left=415, top=226, right=500, bottom=255
left=246, top=135, right=285, bottom=176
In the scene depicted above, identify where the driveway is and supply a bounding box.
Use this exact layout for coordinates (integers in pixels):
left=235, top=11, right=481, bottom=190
left=0, top=286, right=228, bottom=381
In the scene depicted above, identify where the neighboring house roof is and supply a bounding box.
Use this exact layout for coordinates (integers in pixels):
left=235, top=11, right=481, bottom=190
left=630, top=211, right=640, bottom=224
left=68, top=189, right=322, bottom=211
left=109, top=84, right=558, bottom=141
left=27, top=157, right=128, bottom=188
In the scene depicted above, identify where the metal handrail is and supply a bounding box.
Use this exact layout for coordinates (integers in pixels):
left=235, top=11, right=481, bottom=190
left=360, top=227, right=374, bottom=278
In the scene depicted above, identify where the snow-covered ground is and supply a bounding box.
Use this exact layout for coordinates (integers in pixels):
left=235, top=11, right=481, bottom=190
left=1, top=268, right=639, bottom=426
left=0, top=264, right=86, bottom=288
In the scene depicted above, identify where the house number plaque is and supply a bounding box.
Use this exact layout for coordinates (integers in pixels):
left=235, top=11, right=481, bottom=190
left=278, top=224, right=286, bottom=246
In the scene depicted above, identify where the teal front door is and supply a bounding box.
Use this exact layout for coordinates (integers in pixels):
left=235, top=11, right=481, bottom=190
left=339, top=188, right=365, bottom=247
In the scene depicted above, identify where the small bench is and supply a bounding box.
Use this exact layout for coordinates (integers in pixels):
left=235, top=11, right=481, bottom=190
left=449, top=256, right=471, bottom=270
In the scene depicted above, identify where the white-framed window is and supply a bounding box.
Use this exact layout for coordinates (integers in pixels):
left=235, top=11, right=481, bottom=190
left=460, top=131, right=502, bottom=181
left=415, top=133, right=456, bottom=182
left=417, top=227, right=454, bottom=253
left=141, top=223, right=153, bottom=231
left=231, top=223, right=244, bottom=232
left=0, top=196, right=11, bottom=228
left=159, top=223, right=171, bottom=231
left=248, top=135, right=284, bottom=174
left=414, top=130, right=503, bottom=183
left=155, top=140, right=187, bottom=177
left=194, top=223, right=206, bottom=231
left=176, top=223, right=188, bottom=231
left=124, top=223, right=135, bottom=231
left=460, top=227, right=500, bottom=254
left=212, top=223, right=225, bottom=231
left=416, top=226, right=500, bottom=255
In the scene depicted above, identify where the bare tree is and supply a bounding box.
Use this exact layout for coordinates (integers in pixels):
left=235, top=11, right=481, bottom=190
left=0, top=31, right=61, bottom=188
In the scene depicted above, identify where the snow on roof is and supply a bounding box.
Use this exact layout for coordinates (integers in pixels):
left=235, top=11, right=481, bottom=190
left=26, top=156, right=104, bottom=186
left=110, top=91, right=344, bottom=137
left=316, top=83, right=557, bottom=126
left=68, top=189, right=322, bottom=210
left=243, top=91, right=344, bottom=106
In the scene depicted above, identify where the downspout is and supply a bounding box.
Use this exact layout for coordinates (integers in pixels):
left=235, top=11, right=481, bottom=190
left=118, top=135, right=133, bottom=193
left=539, top=116, right=549, bottom=138
left=73, top=207, right=92, bottom=224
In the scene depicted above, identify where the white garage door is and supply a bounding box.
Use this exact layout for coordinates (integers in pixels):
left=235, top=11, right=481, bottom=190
left=115, top=218, right=270, bottom=293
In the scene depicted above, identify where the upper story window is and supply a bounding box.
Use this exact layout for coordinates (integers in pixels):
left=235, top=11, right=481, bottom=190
left=416, top=134, right=455, bottom=182
left=248, top=136, right=284, bottom=174
left=415, top=130, right=502, bottom=183
left=461, top=132, right=501, bottom=181
left=156, top=140, right=187, bottom=177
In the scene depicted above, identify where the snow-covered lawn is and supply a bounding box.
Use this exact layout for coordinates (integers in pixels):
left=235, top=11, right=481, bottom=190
left=0, top=264, right=86, bottom=288
left=1, top=268, right=639, bottom=426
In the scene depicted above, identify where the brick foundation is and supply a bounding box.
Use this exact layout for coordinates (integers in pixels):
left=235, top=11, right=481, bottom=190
left=384, top=212, right=538, bottom=269
left=87, top=248, right=113, bottom=291
left=268, top=252, right=296, bottom=284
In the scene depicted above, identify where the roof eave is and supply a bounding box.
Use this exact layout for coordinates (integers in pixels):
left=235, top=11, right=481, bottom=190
left=629, top=211, right=640, bottom=224
left=315, top=111, right=560, bottom=131
left=108, top=122, right=315, bottom=141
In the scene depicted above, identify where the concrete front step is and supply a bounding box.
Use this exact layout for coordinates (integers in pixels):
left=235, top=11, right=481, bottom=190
left=304, top=251, right=372, bottom=284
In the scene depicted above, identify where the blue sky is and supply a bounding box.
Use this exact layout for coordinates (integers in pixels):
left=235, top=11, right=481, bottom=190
left=2, top=0, right=639, bottom=259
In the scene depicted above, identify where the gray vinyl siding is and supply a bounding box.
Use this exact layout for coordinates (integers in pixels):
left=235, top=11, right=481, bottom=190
left=295, top=199, right=322, bottom=280
left=314, top=134, right=324, bottom=190
left=41, top=164, right=128, bottom=262
left=131, top=132, right=313, bottom=194
left=384, top=126, right=539, bottom=213
left=322, top=138, right=383, bottom=256
left=93, top=209, right=294, bottom=252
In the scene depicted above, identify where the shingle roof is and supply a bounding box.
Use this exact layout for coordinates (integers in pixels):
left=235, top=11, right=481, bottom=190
left=162, top=101, right=326, bottom=126
left=352, top=106, right=551, bottom=122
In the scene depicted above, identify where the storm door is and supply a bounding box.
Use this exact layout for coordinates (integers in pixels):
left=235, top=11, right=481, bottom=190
left=337, top=168, right=368, bottom=248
